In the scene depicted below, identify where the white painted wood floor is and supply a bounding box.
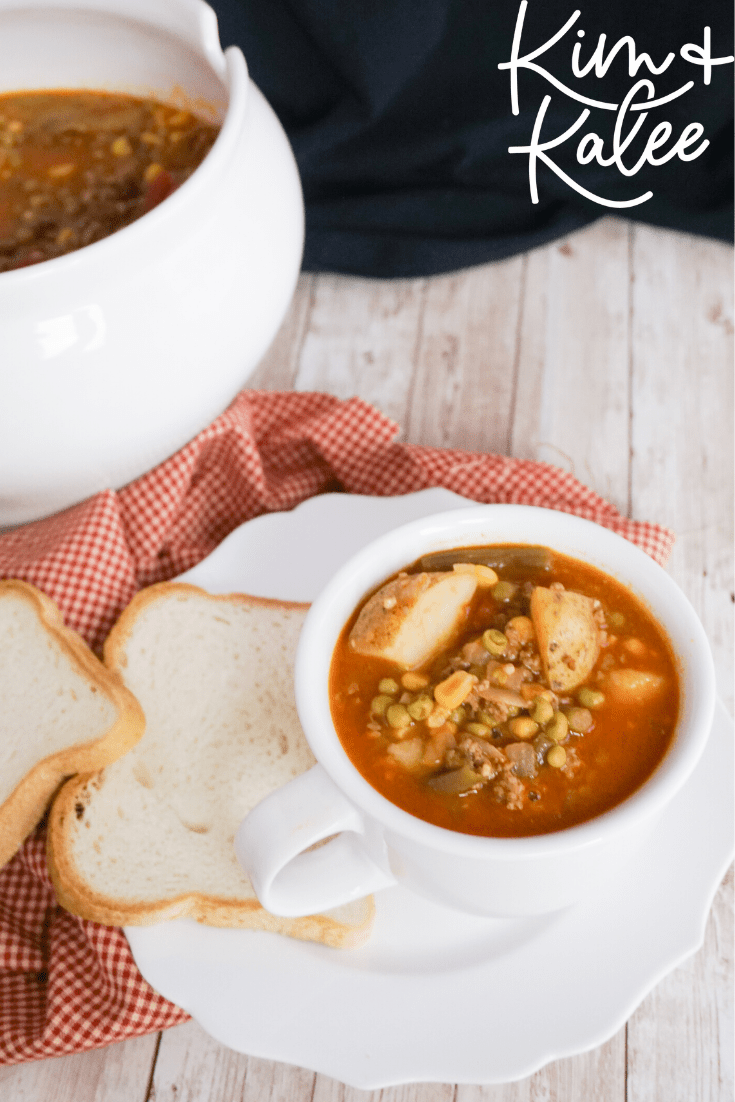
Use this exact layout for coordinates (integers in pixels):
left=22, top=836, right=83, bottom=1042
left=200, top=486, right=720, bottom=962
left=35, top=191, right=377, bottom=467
left=1, top=217, right=731, bottom=1102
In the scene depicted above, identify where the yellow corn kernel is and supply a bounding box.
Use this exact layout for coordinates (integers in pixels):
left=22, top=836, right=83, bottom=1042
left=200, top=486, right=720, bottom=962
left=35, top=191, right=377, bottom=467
left=433, top=670, right=477, bottom=711
left=508, top=716, right=538, bottom=740
left=47, top=163, right=75, bottom=178
left=426, top=704, right=450, bottom=728
left=453, top=562, right=499, bottom=587
left=401, top=671, right=430, bottom=691
left=578, top=687, right=605, bottom=709
left=506, top=615, right=535, bottom=644
left=144, top=162, right=163, bottom=183
left=111, top=136, right=132, bottom=156
left=473, top=564, right=499, bottom=587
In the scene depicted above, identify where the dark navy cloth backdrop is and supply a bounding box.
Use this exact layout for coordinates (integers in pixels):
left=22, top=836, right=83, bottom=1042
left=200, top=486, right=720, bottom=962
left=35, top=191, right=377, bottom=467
left=211, top=0, right=733, bottom=276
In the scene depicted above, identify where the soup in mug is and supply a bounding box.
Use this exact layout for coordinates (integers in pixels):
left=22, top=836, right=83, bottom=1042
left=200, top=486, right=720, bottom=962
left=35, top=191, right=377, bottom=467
left=0, top=90, right=220, bottom=272
left=329, top=545, right=679, bottom=837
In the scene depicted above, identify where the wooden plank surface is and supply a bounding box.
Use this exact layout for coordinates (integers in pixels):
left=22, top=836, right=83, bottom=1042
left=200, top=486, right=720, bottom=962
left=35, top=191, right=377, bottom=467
left=0, top=218, right=731, bottom=1102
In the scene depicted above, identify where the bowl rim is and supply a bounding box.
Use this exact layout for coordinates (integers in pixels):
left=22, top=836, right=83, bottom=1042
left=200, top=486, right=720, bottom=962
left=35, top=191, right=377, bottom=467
left=294, top=504, right=716, bottom=860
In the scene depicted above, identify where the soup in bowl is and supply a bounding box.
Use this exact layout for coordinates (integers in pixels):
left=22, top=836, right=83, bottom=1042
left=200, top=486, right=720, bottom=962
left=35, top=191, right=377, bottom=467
left=0, top=89, right=221, bottom=273
left=0, top=0, right=303, bottom=526
left=235, top=506, right=715, bottom=918
left=330, top=543, right=680, bottom=839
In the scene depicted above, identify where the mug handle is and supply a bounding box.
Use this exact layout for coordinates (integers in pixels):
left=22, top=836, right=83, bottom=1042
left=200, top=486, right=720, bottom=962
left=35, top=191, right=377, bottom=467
left=234, top=764, right=397, bottom=916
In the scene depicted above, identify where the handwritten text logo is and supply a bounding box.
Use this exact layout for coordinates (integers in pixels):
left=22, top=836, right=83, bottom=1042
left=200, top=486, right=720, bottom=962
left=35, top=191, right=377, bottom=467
left=499, top=3, right=734, bottom=208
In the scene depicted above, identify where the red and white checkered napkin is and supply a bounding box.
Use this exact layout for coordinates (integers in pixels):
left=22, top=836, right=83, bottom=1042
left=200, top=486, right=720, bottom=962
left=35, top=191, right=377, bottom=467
left=0, top=391, right=674, bottom=1065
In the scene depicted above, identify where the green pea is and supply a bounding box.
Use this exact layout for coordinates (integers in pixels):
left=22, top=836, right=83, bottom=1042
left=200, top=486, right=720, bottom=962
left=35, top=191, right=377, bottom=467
left=547, top=745, right=567, bottom=768
left=547, top=711, right=569, bottom=743
left=531, top=697, right=554, bottom=726
left=378, top=678, right=400, bottom=695
left=407, top=695, right=434, bottom=721
left=370, top=694, right=393, bottom=716
left=492, top=581, right=518, bottom=603
left=464, top=722, right=491, bottom=737
left=386, top=703, right=412, bottom=729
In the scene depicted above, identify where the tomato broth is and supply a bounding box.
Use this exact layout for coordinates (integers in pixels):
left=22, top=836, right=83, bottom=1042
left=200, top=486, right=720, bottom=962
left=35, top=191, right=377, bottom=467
left=329, top=545, right=680, bottom=837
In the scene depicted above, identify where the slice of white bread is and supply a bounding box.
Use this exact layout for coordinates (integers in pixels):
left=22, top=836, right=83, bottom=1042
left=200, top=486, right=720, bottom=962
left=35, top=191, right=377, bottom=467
left=0, top=579, right=145, bottom=869
left=47, top=583, right=374, bottom=949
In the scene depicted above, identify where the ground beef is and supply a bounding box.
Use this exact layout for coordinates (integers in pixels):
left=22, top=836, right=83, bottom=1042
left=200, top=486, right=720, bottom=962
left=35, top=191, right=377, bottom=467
left=492, top=769, right=526, bottom=810
left=459, top=737, right=506, bottom=778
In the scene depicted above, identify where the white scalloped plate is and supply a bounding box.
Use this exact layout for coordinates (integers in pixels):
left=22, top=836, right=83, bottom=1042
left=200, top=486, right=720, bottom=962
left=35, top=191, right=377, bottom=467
left=126, top=489, right=734, bottom=1089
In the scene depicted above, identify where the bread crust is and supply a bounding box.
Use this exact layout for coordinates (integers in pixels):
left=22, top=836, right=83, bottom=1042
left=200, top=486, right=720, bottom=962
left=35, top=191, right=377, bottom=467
left=48, top=772, right=373, bottom=948
left=0, top=580, right=146, bottom=869
left=102, top=581, right=311, bottom=669
left=47, top=583, right=375, bottom=949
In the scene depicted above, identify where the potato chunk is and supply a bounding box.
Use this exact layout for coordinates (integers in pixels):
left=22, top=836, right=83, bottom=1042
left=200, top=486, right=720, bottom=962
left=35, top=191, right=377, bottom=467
left=348, top=571, right=477, bottom=670
left=603, top=668, right=666, bottom=705
left=530, top=586, right=600, bottom=692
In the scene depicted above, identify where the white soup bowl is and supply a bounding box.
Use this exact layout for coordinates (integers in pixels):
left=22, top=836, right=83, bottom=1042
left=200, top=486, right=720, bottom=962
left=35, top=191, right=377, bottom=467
left=235, top=505, right=715, bottom=918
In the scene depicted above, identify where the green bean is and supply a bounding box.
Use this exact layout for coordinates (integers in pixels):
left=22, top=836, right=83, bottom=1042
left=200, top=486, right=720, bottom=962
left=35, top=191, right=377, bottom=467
left=482, top=628, right=507, bottom=656
left=417, top=546, right=552, bottom=574
left=425, top=764, right=484, bottom=793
